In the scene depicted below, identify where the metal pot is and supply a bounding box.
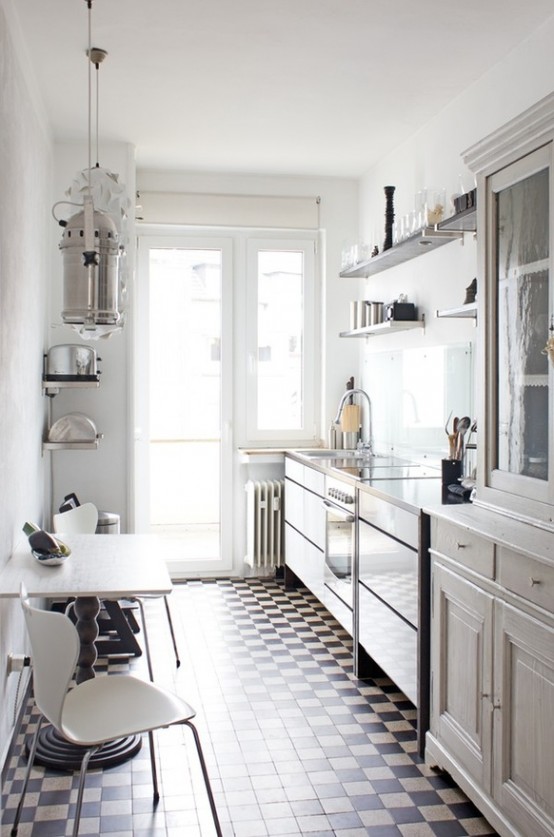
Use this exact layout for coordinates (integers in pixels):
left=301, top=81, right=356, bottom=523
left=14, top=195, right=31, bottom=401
left=45, top=344, right=100, bottom=380
left=47, top=413, right=99, bottom=443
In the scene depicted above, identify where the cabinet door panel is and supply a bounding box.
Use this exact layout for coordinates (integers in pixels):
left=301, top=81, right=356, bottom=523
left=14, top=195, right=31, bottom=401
left=284, top=478, right=304, bottom=532
left=431, top=561, right=494, bottom=789
left=304, top=489, right=325, bottom=550
left=285, top=522, right=324, bottom=594
left=494, top=602, right=554, bottom=837
left=359, top=583, right=417, bottom=705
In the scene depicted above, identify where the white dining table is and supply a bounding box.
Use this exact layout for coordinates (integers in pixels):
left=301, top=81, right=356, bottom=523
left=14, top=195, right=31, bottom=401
left=0, top=533, right=173, bottom=769
left=0, top=533, right=172, bottom=600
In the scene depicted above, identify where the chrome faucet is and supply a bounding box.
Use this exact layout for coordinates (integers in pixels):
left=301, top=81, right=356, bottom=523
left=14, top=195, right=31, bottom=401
left=334, top=388, right=373, bottom=455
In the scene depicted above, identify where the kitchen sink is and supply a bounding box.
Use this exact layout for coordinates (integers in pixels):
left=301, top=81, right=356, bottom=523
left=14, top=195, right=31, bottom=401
left=296, top=450, right=441, bottom=478
left=298, top=449, right=401, bottom=461
left=298, top=449, right=363, bottom=458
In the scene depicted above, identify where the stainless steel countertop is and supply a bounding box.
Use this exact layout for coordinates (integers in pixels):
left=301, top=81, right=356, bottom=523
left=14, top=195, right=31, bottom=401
left=287, top=450, right=464, bottom=515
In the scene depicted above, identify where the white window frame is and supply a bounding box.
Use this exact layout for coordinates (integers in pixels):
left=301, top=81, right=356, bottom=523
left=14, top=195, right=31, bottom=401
left=245, top=235, right=319, bottom=445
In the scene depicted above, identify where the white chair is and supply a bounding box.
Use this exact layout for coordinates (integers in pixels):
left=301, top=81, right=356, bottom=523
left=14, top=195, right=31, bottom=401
left=53, top=503, right=181, bottom=669
left=11, top=585, right=222, bottom=837
left=53, top=502, right=99, bottom=535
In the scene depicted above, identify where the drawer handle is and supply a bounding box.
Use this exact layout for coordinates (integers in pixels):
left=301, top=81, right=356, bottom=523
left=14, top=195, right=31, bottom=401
left=455, top=541, right=466, bottom=550
left=529, top=577, right=542, bottom=587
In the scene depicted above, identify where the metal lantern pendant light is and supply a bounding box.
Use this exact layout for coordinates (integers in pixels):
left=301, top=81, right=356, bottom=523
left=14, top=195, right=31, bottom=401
left=54, top=0, right=127, bottom=338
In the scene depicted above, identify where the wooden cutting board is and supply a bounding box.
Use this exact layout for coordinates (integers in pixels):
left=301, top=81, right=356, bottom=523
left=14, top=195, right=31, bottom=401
left=341, top=404, right=360, bottom=432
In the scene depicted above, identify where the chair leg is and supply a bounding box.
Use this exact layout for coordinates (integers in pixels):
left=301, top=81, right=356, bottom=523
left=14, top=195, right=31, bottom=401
left=163, top=595, right=181, bottom=668
left=10, top=715, right=43, bottom=836
left=72, top=746, right=99, bottom=837
left=147, top=730, right=160, bottom=805
left=183, top=720, right=223, bottom=837
left=134, top=598, right=154, bottom=682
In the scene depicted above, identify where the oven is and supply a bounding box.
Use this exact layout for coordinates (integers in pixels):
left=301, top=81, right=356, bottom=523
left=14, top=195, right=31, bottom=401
left=322, top=476, right=356, bottom=611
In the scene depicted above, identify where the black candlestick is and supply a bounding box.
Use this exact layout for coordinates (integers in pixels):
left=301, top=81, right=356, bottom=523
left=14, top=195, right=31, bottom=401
left=383, top=185, right=395, bottom=251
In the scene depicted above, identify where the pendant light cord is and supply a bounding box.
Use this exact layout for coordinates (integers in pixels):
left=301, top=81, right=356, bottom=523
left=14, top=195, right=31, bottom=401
left=87, top=0, right=92, bottom=196
left=96, top=61, right=100, bottom=167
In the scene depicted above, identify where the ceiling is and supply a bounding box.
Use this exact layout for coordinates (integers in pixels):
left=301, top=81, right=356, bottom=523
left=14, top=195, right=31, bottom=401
left=12, top=0, right=554, bottom=178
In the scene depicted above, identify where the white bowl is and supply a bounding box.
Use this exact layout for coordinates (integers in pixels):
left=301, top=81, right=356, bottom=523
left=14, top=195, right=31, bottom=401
left=32, top=548, right=70, bottom=567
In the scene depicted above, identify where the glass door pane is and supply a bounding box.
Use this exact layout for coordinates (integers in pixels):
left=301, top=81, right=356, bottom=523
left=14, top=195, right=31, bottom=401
left=148, top=247, right=222, bottom=565
left=257, top=249, right=304, bottom=430
left=496, top=167, right=550, bottom=481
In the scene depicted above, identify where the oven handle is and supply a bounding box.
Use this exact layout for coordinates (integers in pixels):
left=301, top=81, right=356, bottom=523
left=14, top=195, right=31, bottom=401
left=322, top=500, right=355, bottom=523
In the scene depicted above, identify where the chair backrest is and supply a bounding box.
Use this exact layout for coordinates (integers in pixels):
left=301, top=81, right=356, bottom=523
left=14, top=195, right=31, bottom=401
left=20, top=583, right=80, bottom=730
left=53, top=502, right=99, bottom=535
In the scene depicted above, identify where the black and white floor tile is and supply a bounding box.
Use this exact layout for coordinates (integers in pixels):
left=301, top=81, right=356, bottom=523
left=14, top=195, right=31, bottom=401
left=2, top=579, right=497, bottom=836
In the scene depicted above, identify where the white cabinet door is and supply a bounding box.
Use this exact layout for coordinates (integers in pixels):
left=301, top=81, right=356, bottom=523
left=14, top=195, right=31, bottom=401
left=285, top=522, right=324, bottom=595
left=284, top=478, right=305, bottom=532
left=430, top=560, right=494, bottom=790
left=493, top=601, right=554, bottom=837
left=304, top=488, right=325, bottom=550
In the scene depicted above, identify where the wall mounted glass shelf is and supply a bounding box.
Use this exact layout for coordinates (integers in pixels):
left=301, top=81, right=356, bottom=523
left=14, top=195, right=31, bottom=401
left=340, top=228, right=463, bottom=278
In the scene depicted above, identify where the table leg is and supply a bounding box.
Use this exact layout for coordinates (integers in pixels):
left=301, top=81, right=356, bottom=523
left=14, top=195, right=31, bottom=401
left=73, top=596, right=100, bottom=683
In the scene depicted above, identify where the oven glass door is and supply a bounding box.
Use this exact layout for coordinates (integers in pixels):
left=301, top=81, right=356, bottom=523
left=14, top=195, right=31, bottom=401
left=323, top=500, right=355, bottom=609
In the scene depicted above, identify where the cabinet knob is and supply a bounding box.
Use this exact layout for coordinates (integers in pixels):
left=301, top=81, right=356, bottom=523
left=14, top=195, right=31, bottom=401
left=493, top=699, right=502, bottom=710
left=455, top=541, right=466, bottom=550
left=529, top=577, right=541, bottom=587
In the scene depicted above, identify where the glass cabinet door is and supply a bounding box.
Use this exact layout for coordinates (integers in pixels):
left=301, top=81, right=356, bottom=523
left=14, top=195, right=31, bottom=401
left=485, top=144, right=553, bottom=514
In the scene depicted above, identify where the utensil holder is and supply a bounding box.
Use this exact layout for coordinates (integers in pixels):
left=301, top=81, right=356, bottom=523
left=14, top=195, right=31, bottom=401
left=441, top=458, right=462, bottom=487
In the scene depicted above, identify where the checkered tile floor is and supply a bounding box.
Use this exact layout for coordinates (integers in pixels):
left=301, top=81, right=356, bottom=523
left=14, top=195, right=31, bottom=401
left=2, top=579, right=497, bottom=836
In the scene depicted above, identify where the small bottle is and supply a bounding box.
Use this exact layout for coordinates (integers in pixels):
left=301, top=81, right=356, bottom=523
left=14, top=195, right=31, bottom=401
left=328, top=422, right=337, bottom=450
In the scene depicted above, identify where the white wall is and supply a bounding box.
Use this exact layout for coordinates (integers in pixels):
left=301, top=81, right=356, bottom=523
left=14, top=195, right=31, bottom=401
left=355, top=13, right=554, bottom=453
left=0, top=0, right=52, bottom=765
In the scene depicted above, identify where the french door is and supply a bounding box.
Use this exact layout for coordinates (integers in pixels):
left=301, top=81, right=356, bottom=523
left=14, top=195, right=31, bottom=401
left=134, top=234, right=233, bottom=576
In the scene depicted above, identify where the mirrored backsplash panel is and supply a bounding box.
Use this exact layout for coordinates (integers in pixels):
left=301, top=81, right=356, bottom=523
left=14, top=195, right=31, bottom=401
left=363, top=343, right=474, bottom=466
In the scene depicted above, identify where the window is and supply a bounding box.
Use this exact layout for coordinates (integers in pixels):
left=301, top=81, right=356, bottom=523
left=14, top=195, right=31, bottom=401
left=246, top=238, right=318, bottom=443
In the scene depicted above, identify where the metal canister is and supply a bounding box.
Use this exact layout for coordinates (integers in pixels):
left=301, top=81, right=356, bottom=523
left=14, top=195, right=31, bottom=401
left=369, top=301, right=384, bottom=325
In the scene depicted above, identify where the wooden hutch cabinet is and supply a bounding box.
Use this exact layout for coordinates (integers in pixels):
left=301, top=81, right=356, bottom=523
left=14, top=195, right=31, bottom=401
left=425, top=93, right=554, bottom=837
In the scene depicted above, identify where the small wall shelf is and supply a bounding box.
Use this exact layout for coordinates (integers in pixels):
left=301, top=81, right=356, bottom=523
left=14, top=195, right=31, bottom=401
left=42, top=379, right=100, bottom=396
left=340, top=228, right=463, bottom=279
left=42, top=440, right=101, bottom=452
left=435, top=302, right=477, bottom=320
left=340, top=319, right=425, bottom=338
